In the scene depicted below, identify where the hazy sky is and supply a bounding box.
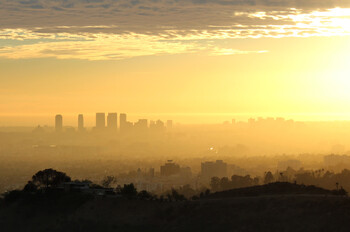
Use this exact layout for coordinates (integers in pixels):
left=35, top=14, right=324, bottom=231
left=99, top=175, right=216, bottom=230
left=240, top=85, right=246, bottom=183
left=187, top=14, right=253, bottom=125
left=1, top=0, right=350, bottom=125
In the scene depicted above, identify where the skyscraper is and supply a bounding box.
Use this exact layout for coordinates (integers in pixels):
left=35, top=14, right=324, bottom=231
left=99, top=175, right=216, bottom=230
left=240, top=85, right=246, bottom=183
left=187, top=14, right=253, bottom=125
left=120, top=113, right=127, bottom=130
left=55, top=114, right=63, bottom=132
left=107, top=113, right=118, bottom=130
left=78, top=114, right=84, bottom=131
left=96, top=113, right=106, bottom=129
left=201, top=160, right=227, bottom=182
left=166, top=120, right=173, bottom=129
left=134, top=119, right=148, bottom=133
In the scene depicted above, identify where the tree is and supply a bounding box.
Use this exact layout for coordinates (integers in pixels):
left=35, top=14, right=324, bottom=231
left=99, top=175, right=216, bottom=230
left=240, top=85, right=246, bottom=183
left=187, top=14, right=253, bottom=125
left=210, top=177, right=221, bottom=192
left=138, top=190, right=152, bottom=200
left=178, top=184, right=196, bottom=198
left=23, top=181, right=37, bottom=192
left=168, top=189, right=186, bottom=201
left=120, top=183, right=137, bottom=198
left=31, top=168, right=71, bottom=189
left=220, top=177, right=231, bottom=191
left=231, top=175, right=254, bottom=188
left=264, top=171, right=274, bottom=184
left=101, top=176, right=117, bottom=188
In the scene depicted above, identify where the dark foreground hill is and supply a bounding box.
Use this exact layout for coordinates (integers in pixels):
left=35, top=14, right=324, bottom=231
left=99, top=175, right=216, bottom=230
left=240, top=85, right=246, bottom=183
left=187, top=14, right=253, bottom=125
left=206, top=181, right=346, bottom=198
left=1, top=183, right=350, bottom=232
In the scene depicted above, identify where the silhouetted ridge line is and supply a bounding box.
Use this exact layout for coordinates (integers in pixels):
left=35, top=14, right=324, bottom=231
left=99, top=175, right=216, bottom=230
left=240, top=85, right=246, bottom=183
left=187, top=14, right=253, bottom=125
left=206, top=182, right=346, bottom=198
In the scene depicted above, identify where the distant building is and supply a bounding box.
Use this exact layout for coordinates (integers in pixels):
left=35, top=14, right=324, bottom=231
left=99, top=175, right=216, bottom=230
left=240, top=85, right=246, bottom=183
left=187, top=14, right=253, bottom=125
left=156, top=120, right=164, bottom=128
left=96, top=113, right=106, bottom=129
left=277, top=160, right=302, bottom=170
left=248, top=118, right=256, bottom=124
left=276, top=117, right=285, bottom=122
left=107, top=113, right=118, bottom=130
left=180, top=167, right=192, bottom=179
left=120, top=113, right=127, bottom=131
left=324, top=155, right=350, bottom=167
left=160, top=160, right=180, bottom=176
left=150, top=120, right=165, bottom=132
left=149, top=168, right=155, bottom=178
left=167, top=120, right=173, bottom=129
left=55, top=115, right=63, bottom=132
left=134, top=119, right=148, bottom=132
left=223, top=121, right=230, bottom=125
left=201, top=160, right=227, bottom=181
left=78, top=114, right=84, bottom=131
left=119, top=113, right=133, bottom=133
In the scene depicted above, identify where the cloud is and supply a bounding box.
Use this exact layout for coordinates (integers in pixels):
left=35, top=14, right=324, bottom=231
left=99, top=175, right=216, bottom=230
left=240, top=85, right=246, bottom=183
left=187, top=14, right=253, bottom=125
left=0, top=31, right=204, bottom=60
left=0, top=0, right=350, bottom=60
left=209, top=47, right=268, bottom=56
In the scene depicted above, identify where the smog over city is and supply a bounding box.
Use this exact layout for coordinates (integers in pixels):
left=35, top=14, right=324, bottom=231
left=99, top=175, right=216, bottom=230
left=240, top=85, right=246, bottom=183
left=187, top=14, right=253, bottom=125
left=1, top=0, right=350, bottom=231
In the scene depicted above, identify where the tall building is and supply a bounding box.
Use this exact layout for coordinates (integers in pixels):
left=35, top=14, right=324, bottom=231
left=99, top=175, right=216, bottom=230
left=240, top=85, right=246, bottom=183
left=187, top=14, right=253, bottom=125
left=134, top=119, right=148, bottom=132
left=78, top=114, right=84, bottom=131
left=160, top=160, right=180, bottom=176
left=120, top=113, right=127, bottom=127
left=55, top=114, right=63, bottom=132
left=120, top=113, right=127, bottom=132
left=166, top=120, right=173, bottom=129
left=96, top=113, right=106, bottom=129
left=201, top=160, right=227, bottom=181
left=107, top=113, right=118, bottom=130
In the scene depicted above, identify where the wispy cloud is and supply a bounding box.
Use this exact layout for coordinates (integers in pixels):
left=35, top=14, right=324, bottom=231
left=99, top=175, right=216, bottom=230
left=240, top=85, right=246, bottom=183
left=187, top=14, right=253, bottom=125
left=209, top=47, right=268, bottom=56
left=1, top=1, right=350, bottom=60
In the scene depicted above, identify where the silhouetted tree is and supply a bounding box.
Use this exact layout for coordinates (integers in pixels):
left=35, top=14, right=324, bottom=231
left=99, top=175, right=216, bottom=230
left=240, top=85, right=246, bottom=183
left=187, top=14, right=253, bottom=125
left=23, top=181, right=37, bottom=192
left=337, top=186, right=347, bottom=196
left=169, top=189, right=186, bottom=201
left=210, top=177, right=221, bottom=192
left=177, top=184, right=197, bottom=198
left=120, top=183, right=137, bottom=198
left=264, top=171, right=274, bottom=184
left=220, top=177, right=231, bottom=191
left=115, top=185, right=122, bottom=194
left=101, top=176, right=117, bottom=188
left=231, top=175, right=255, bottom=188
left=31, top=169, right=71, bottom=189
left=253, top=177, right=260, bottom=185
left=295, top=172, right=314, bottom=185
left=191, top=195, right=199, bottom=200
left=138, top=190, right=152, bottom=200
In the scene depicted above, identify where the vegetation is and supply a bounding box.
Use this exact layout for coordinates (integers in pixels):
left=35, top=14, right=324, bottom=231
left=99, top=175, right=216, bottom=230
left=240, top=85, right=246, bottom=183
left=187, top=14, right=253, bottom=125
left=101, top=176, right=117, bottom=188
left=210, top=175, right=259, bottom=192
left=29, top=169, right=71, bottom=190
left=1, top=168, right=350, bottom=231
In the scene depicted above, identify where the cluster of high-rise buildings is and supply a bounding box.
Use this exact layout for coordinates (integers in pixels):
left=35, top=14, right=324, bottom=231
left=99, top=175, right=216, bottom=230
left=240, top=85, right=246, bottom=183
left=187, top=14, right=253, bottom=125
left=120, top=159, right=228, bottom=192
left=54, top=113, right=173, bottom=133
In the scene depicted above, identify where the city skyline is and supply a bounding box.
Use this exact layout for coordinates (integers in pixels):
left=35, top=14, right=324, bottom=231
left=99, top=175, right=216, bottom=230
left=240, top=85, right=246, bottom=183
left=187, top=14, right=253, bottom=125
left=4, top=112, right=350, bottom=127
left=1, top=2, right=350, bottom=123
left=2, top=1, right=350, bottom=231
left=54, top=112, right=174, bottom=131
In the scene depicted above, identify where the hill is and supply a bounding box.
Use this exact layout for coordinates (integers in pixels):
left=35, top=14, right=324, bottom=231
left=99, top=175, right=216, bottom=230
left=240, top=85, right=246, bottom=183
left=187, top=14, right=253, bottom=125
left=206, top=182, right=346, bottom=199
left=1, top=183, right=350, bottom=232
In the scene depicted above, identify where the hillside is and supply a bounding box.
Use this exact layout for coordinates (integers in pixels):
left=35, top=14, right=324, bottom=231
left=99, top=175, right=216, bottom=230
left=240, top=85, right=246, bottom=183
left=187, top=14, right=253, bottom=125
left=1, top=183, right=350, bottom=232
left=206, top=182, right=345, bottom=199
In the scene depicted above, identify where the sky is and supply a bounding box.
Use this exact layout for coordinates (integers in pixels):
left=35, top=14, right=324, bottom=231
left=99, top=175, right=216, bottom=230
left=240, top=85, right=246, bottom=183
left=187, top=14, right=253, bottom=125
left=1, top=0, right=350, bottom=126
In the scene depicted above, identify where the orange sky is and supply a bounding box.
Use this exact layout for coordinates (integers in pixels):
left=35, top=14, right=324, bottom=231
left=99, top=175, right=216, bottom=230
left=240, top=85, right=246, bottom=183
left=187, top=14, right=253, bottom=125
left=1, top=2, right=350, bottom=125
